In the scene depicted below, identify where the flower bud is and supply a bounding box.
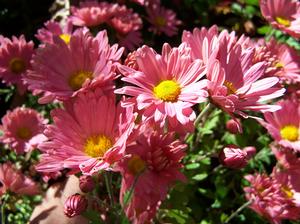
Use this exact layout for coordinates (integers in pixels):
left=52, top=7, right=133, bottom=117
left=79, top=175, right=95, bottom=193
left=124, top=51, right=139, bottom=70
left=226, top=119, right=240, bottom=134
left=64, top=194, right=88, bottom=218
left=243, top=146, right=256, bottom=160
left=219, top=145, right=248, bottom=169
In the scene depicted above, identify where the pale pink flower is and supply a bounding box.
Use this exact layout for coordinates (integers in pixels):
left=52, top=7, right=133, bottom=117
left=25, top=29, right=123, bottom=104
left=253, top=38, right=300, bottom=84
left=70, top=1, right=118, bottom=27
left=117, top=131, right=186, bottom=224
left=0, top=162, right=40, bottom=196
left=64, top=194, right=88, bottom=218
left=219, top=145, right=248, bottom=169
left=0, top=107, right=47, bottom=154
left=36, top=20, right=74, bottom=45
left=115, top=43, right=208, bottom=129
left=36, top=89, right=135, bottom=176
left=0, top=35, right=34, bottom=93
left=260, top=0, right=300, bottom=39
left=259, top=99, right=300, bottom=151
left=146, top=3, right=181, bottom=37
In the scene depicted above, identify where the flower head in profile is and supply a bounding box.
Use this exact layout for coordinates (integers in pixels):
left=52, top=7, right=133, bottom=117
left=64, top=194, right=88, bottom=218
left=0, top=162, right=39, bottom=196
left=260, top=0, right=300, bottom=39
left=25, top=29, right=123, bottom=104
left=116, top=43, right=208, bottom=129
left=0, top=35, right=34, bottom=93
left=260, top=99, right=300, bottom=151
left=146, top=3, right=181, bottom=37
left=117, top=131, right=186, bottom=224
left=36, top=88, right=135, bottom=176
left=70, top=1, right=118, bottom=27
left=0, top=107, right=47, bottom=154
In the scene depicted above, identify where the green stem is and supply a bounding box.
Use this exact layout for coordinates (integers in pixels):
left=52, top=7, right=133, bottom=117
left=123, top=174, right=140, bottom=206
left=265, top=28, right=276, bottom=41
left=104, top=172, right=114, bottom=207
left=1, top=198, right=6, bottom=224
left=194, top=103, right=214, bottom=127
left=224, top=200, right=252, bottom=224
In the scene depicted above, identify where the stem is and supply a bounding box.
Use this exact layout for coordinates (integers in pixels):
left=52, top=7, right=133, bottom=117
left=224, top=200, right=252, bottom=224
left=123, top=174, right=140, bottom=206
left=104, top=172, right=114, bottom=207
left=265, top=28, right=276, bottom=41
left=194, top=103, right=214, bottom=127
left=1, top=196, right=7, bottom=224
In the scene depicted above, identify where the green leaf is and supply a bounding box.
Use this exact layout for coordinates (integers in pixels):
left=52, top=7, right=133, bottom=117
left=186, top=163, right=200, bottom=170
left=164, top=209, right=189, bottom=224
left=82, top=210, right=104, bottom=224
left=245, top=0, right=259, bottom=6
left=192, top=173, right=208, bottom=181
left=257, top=26, right=272, bottom=35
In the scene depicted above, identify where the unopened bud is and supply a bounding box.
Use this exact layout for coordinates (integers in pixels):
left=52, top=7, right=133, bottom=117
left=219, top=145, right=248, bottom=169
left=64, top=194, right=88, bottom=218
left=79, top=175, right=95, bottom=193
left=226, top=119, right=240, bottom=134
left=243, top=146, right=256, bottom=159
left=124, top=51, right=139, bottom=70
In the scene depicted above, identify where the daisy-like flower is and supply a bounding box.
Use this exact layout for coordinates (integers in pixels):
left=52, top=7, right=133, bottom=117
left=117, top=131, right=186, bottom=224
left=260, top=0, right=300, bottom=39
left=260, top=99, right=300, bottom=151
left=0, top=162, right=39, bottom=196
left=0, top=107, right=47, bottom=154
left=253, top=38, right=300, bottom=84
left=146, top=3, right=181, bottom=37
left=115, top=43, right=208, bottom=129
left=36, top=20, right=74, bottom=45
left=36, top=89, right=135, bottom=175
left=25, top=29, right=123, bottom=104
left=70, top=1, right=118, bottom=27
left=0, top=35, right=34, bottom=93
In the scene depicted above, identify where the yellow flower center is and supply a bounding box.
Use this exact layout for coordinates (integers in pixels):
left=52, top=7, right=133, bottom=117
left=68, top=71, right=93, bottom=91
left=16, top=127, right=32, bottom=140
left=155, top=16, right=166, bottom=27
left=127, top=155, right=146, bottom=175
left=224, top=80, right=237, bottom=95
left=275, top=17, right=291, bottom=27
left=153, top=80, right=181, bottom=102
left=281, top=186, right=294, bottom=199
left=84, top=134, right=113, bottom=158
left=280, top=125, right=299, bottom=142
left=275, top=62, right=284, bottom=69
left=9, top=57, right=26, bottom=74
left=59, top=34, right=71, bottom=44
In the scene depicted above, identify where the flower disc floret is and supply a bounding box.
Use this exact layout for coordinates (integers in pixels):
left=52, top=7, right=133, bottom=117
left=275, top=17, right=291, bottom=27
left=84, top=134, right=113, bottom=158
left=154, top=80, right=181, bottom=102
left=280, top=125, right=299, bottom=142
left=127, top=155, right=146, bottom=175
left=16, top=127, right=32, bottom=140
left=9, top=57, right=26, bottom=74
left=68, top=71, right=93, bottom=91
left=59, top=34, right=71, bottom=44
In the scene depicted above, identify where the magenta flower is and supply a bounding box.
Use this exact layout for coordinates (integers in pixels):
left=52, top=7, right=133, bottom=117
left=0, top=162, right=40, bottom=196
left=64, top=194, right=88, bottom=218
left=116, top=43, right=208, bottom=129
left=36, top=89, right=135, bottom=176
left=70, top=1, right=118, bottom=27
left=146, top=3, right=181, bottom=37
left=25, top=29, right=123, bottom=104
left=0, top=35, right=34, bottom=93
left=260, top=99, right=300, bottom=151
left=260, top=0, right=300, bottom=39
left=219, top=145, right=248, bottom=169
left=117, top=131, right=186, bottom=223
left=0, top=107, right=47, bottom=154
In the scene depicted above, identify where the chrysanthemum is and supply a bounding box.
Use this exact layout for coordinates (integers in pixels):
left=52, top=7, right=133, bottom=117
left=0, top=35, right=34, bottom=93
left=253, top=38, right=300, bottom=84
left=260, top=99, right=300, bottom=151
left=70, top=1, right=118, bottom=27
left=260, top=0, right=300, bottom=39
left=115, top=43, right=208, bottom=128
left=117, top=131, right=186, bottom=224
left=36, top=20, right=74, bottom=45
left=0, top=162, right=39, bottom=196
left=25, top=29, right=123, bottom=104
left=36, top=89, right=135, bottom=175
left=271, top=144, right=300, bottom=170
left=146, top=3, right=181, bottom=37
left=0, top=107, right=47, bottom=154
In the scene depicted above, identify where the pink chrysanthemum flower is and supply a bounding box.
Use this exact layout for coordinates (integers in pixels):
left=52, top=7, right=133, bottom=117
left=0, top=162, right=39, bottom=196
left=260, top=0, right=300, bottom=39
left=36, top=89, right=135, bottom=176
left=253, top=38, right=300, bottom=84
left=0, top=35, right=34, bottom=93
left=70, top=1, right=118, bottom=27
left=117, top=131, right=186, bottom=224
left=244, top=173, right=300, bottom=224
left=25, top=29, right=123, bottom=104
left=0, top=107, right=47, bottom=154
left=260, top=99, right=300, bottom=151
left=272, top=144, right=300, bottom=170
left=146, top=3, right=181, bottom=37
left=116, top=43, right=208, bottom=129
left=206, top=43, right=285, bottom=128
left=36, top=20, right=74, bottom=45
